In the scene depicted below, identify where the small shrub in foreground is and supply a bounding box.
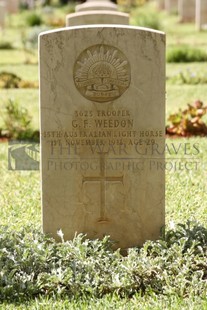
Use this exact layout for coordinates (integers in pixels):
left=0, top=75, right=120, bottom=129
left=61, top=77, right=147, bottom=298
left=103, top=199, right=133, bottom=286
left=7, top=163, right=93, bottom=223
left=0, top=221, right=206, bottom=302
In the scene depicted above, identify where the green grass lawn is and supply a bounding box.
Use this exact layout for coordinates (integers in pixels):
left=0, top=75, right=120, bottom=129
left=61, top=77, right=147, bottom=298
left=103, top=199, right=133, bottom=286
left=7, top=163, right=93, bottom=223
left=166, top=62, right=207, bottom=77
left=0, top=1, right=207, bottom=309
left=166, top=84, right=207, bottom=115
left=1, top=295, right=207, bottom=309
left=0, top=64, right=38, bottom=81
left=0, top=50, right=37, bottom=65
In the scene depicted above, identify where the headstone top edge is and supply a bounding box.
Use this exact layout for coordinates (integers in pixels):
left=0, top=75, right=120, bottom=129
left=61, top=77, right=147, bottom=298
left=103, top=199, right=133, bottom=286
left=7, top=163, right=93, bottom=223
left=75, top=0, right=117, bottom=12
left=66, top=10, right=129, bottom=18
left=39, top=25, right=165, bottom=38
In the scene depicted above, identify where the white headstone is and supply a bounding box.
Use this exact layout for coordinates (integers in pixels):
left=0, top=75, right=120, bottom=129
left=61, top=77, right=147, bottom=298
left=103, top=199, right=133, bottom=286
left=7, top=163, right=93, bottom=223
left=196, top=0, right=207, bottom=30
left=39, top=25, right=165, bottom=249
left=178, top=0, right=195, bottom=22
left=158, top=0, right=165, bottom=10
left=66, top=10, right=129, bottom=26
left=0, top=1, right=6, bottom=29
left=66, top=0, right=129, bottom=26
left=7, top=0, right=19, bottom=14
left=76, top=0, right=117, bottom=12
left=27, top=0, right=35, bottom=9
left=165, top=0, right=178, bottom=13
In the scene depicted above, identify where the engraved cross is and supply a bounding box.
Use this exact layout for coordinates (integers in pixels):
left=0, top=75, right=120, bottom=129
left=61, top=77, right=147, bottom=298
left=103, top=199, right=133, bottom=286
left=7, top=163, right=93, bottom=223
left=82, top=152, right=123, bottom=223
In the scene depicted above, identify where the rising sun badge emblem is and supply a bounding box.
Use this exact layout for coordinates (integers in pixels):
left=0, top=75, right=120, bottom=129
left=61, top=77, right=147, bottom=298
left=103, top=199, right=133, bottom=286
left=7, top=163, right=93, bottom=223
left=73, top=44, right=131, bottom=103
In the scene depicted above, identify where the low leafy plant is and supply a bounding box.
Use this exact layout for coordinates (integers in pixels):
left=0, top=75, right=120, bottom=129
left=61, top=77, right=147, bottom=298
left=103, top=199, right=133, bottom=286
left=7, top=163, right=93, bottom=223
left=26, top=26, right=49, bottom=48
left=128, top=0, right=148, bottom=8
left=167, top=46, right=207, bottom=63
left=59, top=0, right=70, bottom=4
left=0, top=221, right=206, bottom=303
left=19, top=1, right=29, bottom=9
left=21, top=30, right=39, bottom=65
left=26, top=12, right=43, bottom=27
left=0, top=72, right=38, bottom=89
left=166, top=100, right=207, bottom=137
left=42, top=6, right=54, bottom=14
left=45, top=16, right=65, bottom=27
left=66, top=3, right=76, bottom=14
left=0, top=41, right=14, bottom=50
left=0, top=72, right=21, bottom=88
left=132, top=11, right=162, bottom=30
left=18, top=80, right=39, bottom=88
left=1, top=99, right=39, bottom=141
left=168, top=69, right=207, bottom=85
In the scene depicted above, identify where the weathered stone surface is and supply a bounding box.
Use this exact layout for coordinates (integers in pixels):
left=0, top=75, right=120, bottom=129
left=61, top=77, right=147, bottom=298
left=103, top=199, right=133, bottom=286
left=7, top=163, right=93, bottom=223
left=66, top=10, right=129, bottom=26
left=39, top=25, right=165, bottom=249
left=196, top=0, right=207, bottom=30
left=178, top=0, right=195, bottom=22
